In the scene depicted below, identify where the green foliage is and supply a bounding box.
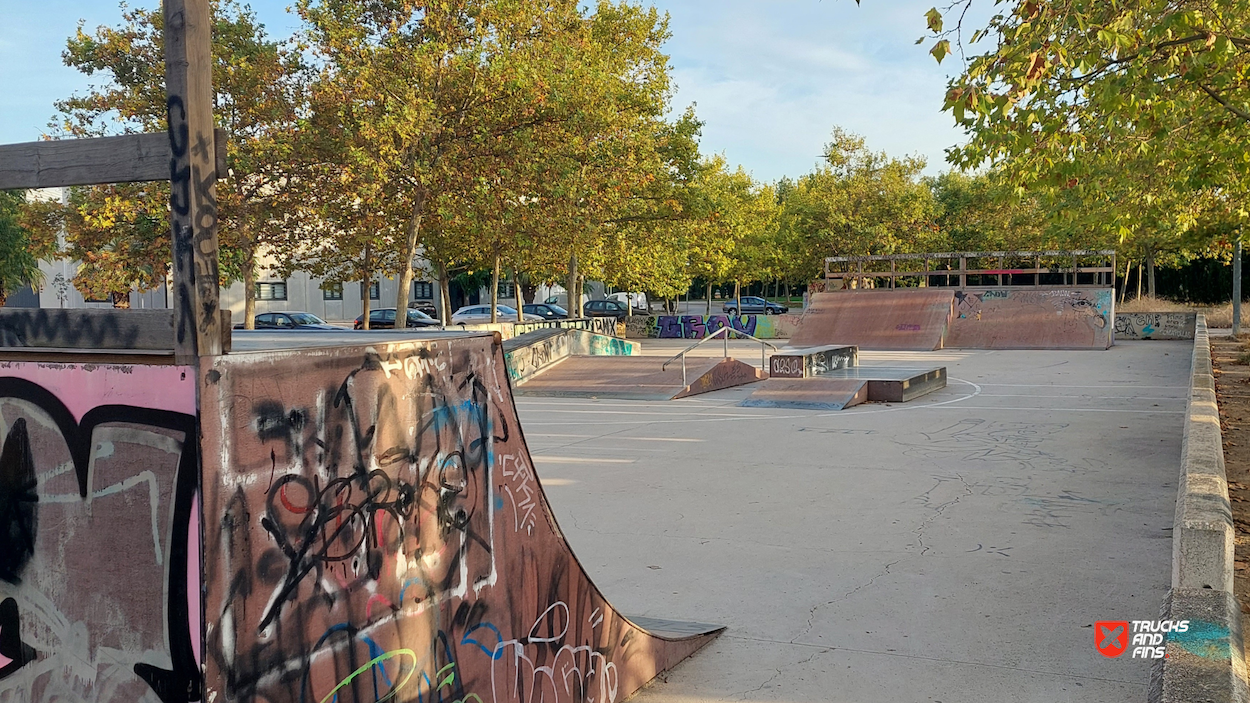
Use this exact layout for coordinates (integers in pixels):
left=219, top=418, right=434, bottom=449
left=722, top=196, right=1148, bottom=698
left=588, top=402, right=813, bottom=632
left=924, top=0, right=1250, bottom=264
left=0, top=192, right=47, bottom=305
left=773, top=128, right=940, bottom=282
left=52, top=0, right=307, bottom=317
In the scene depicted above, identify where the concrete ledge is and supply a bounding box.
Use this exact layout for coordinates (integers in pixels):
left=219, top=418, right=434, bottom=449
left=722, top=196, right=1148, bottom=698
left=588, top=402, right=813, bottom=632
left=1173, top=316, right=1235, bottom=592
left=1150, top=589, right=1249, bottom=703
left=1155, top=314, right=1249, bottom=702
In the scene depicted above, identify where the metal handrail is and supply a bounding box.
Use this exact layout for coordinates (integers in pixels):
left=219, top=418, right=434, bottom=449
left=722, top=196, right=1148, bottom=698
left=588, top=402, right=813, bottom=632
left=661, top=326, right=779, bottom=387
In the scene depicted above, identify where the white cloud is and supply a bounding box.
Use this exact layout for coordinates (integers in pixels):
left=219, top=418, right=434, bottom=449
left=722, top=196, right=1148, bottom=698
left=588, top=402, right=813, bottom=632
left=653, top=0, right=987, bottom=180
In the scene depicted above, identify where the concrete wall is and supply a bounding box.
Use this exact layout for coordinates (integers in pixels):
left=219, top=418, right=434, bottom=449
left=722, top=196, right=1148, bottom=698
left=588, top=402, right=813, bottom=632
left=1116, top=312, right=1198, bottom=340
left=505, top=330, right=640, bottom=385
left=197, top=336, right=716, bottom=703
left=0, top=362, right=202, bottom=702
left=1151, top=315, right=1249, bottom=702
left=626, top=314, right=802, bottom=340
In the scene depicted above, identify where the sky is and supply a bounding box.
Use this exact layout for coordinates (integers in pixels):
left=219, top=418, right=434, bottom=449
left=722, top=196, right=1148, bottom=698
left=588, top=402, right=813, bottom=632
left=0, top=0, right=985, bottom=182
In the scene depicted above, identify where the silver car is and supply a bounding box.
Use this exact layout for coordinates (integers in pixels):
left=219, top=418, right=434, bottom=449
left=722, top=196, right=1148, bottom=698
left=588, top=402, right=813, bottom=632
left=450, top=305, right=543, bottom=324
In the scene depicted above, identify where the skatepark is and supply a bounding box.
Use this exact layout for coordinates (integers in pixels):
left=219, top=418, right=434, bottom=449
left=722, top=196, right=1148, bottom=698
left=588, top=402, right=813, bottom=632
left=0, top=250, right=1237, bottom=703
left=525, top=340, right=1188, bottom=700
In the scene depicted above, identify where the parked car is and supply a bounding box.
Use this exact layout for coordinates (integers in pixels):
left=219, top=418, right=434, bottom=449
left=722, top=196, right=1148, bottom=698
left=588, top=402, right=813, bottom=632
left=522, top=303, right=568, bottom=320
left=723, top=296, right=789, bottom=315
left=410, top=299, right=438, bottom=316
left=353, top=308, right=440, bottom=330
left=581, top=298, right=644, bottom=320
left=236, top=312, right=339, bottom=330
left=450, top=305, right=543, bottom=324
left=607, top=291, right=649, bottom=311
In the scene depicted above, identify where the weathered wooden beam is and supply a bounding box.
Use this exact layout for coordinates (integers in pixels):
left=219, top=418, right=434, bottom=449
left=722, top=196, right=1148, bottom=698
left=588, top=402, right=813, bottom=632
left=165, top=0, right=223, bottom=362
left=0, top=129, right=227, bottom=190
left=0, top=308, right=231, bottom=352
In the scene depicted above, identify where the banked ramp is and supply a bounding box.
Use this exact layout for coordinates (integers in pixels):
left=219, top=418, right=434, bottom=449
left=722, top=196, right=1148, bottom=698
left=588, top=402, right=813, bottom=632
left=791, top=289, right=954, bottom=351
left=792, top=288, right=1115, bottom=351
left=199, top=334, right=722, bottom=703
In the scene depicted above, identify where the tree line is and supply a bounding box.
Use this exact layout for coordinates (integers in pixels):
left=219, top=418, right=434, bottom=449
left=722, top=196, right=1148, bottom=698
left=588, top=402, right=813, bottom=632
left=5, top=0, right=1242, bottom=324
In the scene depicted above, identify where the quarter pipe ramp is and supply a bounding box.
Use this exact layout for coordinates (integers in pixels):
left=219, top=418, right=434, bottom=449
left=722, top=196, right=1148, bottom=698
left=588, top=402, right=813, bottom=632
left=197, top=334, right=722, bottom=703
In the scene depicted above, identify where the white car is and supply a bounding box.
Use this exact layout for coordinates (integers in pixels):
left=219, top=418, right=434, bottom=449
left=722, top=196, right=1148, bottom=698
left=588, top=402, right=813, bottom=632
left=450, top=305, right=544, bottom=324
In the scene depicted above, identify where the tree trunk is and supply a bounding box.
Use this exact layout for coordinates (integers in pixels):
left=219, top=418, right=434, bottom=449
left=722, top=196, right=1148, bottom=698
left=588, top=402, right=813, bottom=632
left=705, top=282, right=712, bottom=314
left=111, top=290, right=132, bottom=309
left=490, top=253, right=501, bottom=323
left=0, top=291, right=8, bottom=308
left=361, top=241, right=373, bottom=330
left=1146, top=252, right=1156, bottom=297
left=1120, top=259, right=1132, bottom=304
left=242, top=246, right=257, bottom=329
left=734, top=281, right=742, bottom=316
left=395, top=192, right=427, bottom=328
left=1136, top=259, right=1143, bottom=300
left=565, top=253, right=579, bottom=318
left=575, top=276, right=584, bottom=317
left=437, top=260, right=451, bottom=324
left=512, top=270, right=523, bottom=322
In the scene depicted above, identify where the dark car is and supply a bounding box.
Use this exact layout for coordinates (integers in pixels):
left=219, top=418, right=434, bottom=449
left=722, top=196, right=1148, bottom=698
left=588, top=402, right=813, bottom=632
left=235, top=311, right=339, bottom=330
left=723, top=296, right=789, bottom=315
left=523, top=303, right=568, bottom=320
left=353, top=308, right=440, bottom=330
left=581, top=298, right=644, bottom=320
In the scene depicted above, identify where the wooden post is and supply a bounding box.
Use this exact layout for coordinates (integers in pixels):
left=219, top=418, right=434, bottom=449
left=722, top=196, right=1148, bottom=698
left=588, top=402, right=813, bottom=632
left=164, top=0, right=222, bottom=362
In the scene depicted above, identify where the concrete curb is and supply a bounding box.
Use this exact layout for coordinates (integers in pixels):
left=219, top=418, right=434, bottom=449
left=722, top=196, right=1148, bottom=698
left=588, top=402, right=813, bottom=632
left=1153, top=315, right=1249, bottom=702
left=1151, top=589, right=1248, bottom=703
left=1174, top=316, right=1235, bottom=592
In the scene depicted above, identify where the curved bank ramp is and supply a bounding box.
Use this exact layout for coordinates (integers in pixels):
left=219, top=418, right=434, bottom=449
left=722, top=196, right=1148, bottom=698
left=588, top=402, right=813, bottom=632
left=198, top=333, right=722, bottom=703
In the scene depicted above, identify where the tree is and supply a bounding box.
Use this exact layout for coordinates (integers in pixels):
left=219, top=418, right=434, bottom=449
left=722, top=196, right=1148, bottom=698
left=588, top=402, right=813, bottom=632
left=924, top=0, right=1250, bottom=246
left=52, top=0, right=307, bottom=326
left=0, top=191, right=53, bottom=307
left=299, top=0, right=678, bottom=325
left=774, top=128, right=939, bottom=284
left=21, top=184, right=171, bottom=308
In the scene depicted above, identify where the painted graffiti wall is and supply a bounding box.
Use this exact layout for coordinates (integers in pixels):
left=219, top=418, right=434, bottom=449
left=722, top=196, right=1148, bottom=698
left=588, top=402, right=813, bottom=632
left=0, top=362, right=202, bottom=703
left=946, top=289, right=1114, bottom=350
left=199, top=337, right=716, bottom=703
left=504, top=331, right=639, bottom=385
left=504, top=331, right=573, bottom=384
left=768, top=345, right=857, bottom=379
left=458, top=318, right=618, bottom=341
left=1114, top=312, right=1197, bottom=340
left=628, top=314, right=801, bottom=340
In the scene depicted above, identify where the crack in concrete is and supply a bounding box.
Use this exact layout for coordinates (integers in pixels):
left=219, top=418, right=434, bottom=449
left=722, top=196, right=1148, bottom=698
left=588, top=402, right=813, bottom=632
left=912, top=472, right=973, bottom=556
left=732, top=648, right=828, bottom=700
left=790, top=558, right=902, bottom=644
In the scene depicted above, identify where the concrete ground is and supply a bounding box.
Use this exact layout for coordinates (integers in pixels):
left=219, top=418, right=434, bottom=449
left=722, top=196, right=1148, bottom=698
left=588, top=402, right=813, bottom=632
left=516, top=341, right=1191, bottom=702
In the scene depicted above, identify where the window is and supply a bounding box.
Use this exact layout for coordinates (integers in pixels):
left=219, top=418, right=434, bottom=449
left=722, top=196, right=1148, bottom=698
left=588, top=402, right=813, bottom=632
left=497, top=281, right=515, bottom=299
left=255, top=313, right=274, bottom=326
left=361, top=281, right=380, bottom=300
left=323, top=282, right=343, bottom=300
left=413, top=281, right=434, bottom=299
left=256, top=281, right=287, bottom=301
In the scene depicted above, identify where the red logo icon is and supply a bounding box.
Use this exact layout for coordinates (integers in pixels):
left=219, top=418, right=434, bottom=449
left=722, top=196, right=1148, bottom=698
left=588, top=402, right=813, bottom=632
left=1096, top=621, right=1129, bottom=657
